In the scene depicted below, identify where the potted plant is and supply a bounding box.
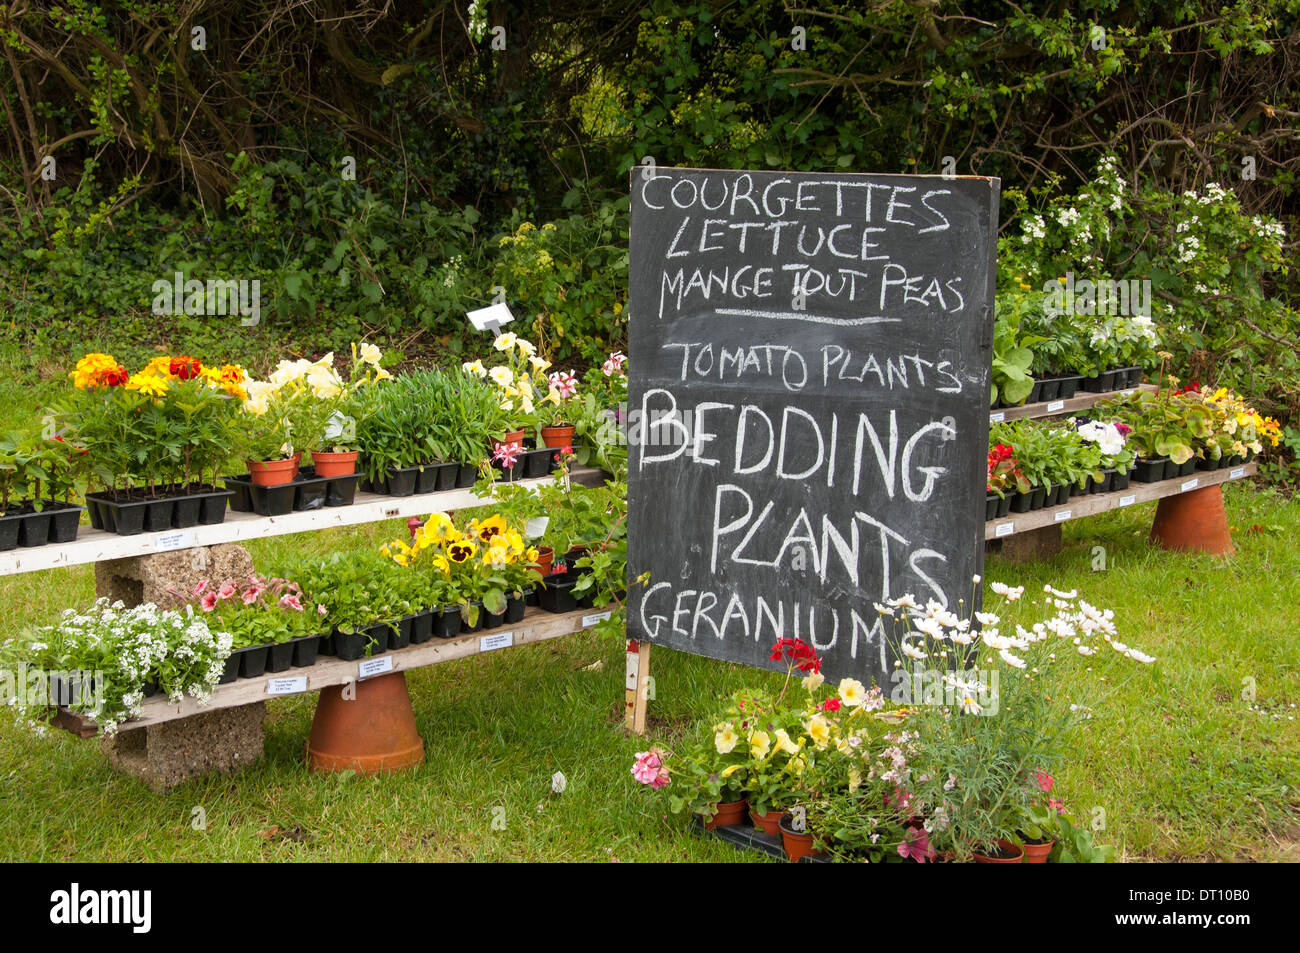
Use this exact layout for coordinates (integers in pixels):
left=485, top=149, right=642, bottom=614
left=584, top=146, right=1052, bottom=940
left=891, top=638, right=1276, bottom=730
left=540, top=369, right=579, bottom=447
left=311, top=343, right=392, bottom=478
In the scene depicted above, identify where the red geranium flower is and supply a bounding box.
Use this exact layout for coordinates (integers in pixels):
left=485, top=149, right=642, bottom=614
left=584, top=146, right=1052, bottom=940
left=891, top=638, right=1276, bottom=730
left=821, top=697, right=842, bottom=712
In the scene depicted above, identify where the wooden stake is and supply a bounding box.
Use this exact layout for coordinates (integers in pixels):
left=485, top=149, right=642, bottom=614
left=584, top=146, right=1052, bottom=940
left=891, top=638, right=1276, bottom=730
left=625, top=639, right=651, bottom=736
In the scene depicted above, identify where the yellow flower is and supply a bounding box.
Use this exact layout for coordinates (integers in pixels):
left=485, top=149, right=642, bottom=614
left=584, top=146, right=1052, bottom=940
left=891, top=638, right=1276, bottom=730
left=801, top=671, right=824, bottom=692
left=462, top=359, right=487, bottom=378
left=431, top=554, right=450, bottom=574
left=806, top=714, right=831, bottom=748
left=838, top=678, right=867, bottom=708
left=719, top=764, right=744, bottom=779
left=529, top=355, right=552, bottom=373
left=358, top=343, right=382, bottom=366
left=773, top=728, right=799, bottom=756
left=448, top=539, right=476, bottom=563
left=516, top=338, right=536, bottom=357
left=143, top=356, right=176, bottom=379
left=714, top=725, right=739, bottom=754
left=748, top=730, right=771, bottom=759
left=489, top=365, right=514, bottom=387
left=124, top=372, right=169, bottom=397
left=493, top=332, right=518, bottom=352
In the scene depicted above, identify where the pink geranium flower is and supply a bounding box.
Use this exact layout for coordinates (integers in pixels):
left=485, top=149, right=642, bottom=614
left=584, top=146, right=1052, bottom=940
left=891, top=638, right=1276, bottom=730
left=1035, top=770, right=1054, bottom=793
left=492, top=441, right=523, bottom=467
left=548, top=370, right=578, bottom=399
left=631, top=749, right=670, bottom=788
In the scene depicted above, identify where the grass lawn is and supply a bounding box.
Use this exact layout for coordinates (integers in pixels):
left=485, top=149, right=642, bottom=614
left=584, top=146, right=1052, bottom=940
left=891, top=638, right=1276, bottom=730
left=0, top=345, right=1295, bottom=861
left=0, top=481, right=1295, bottom=862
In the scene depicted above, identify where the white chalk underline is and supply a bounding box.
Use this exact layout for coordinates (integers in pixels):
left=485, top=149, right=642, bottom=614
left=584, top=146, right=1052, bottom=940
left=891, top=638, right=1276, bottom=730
left=713, top=309, right=902, bottom=325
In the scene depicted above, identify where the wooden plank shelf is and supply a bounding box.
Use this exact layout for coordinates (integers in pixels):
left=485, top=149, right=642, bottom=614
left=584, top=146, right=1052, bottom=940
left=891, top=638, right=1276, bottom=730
left=989, top=383, right=1156, bottom=424
left=0, top=467, right=605, bottom=578
left=986, top=461, right=1255, bottom=540
left=53, top=604, right=617, bottom=734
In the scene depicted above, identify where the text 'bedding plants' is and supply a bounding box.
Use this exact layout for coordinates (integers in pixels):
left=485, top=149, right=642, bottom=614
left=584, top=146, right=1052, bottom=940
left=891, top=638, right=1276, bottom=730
left=633, top=579, right=1153, bottom=863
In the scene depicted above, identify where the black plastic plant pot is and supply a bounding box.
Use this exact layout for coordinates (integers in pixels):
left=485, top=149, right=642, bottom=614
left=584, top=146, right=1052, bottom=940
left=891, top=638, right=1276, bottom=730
left=505, top=593, right=527, bottom=623
left=47, top=504, right=83, bottom=543
left=143, top=498, right=174, bottom=532
left=382, top=467, right=417, bottom=497
left=254, top=482, right=297, bottom=516
left=332, top=629, right=367, bottom=661
left=366, top=622, right=392, bottom=654
left=142, top=679, right=160, bottom=698
left=199, top=490, right=232, bottom=524
left=1177, top=458, right=1196, bottom=477
left=1112, top=468, right=1133, bottom=491
left=524, top=448, right=552, bottom=479
left=1058, top=481, right=1074, bottom=503
left=292, top=634, right=322, bottom=667
left=325, top=475, right=360, bottom=507
left=1092, top=471, right=1115, bottom=494
left=172, top=495, right=203, bottom=528
left=237, top=645, right=270, bottom=679
left=410, top=610, right=434, bottom=644
left=1037, top=377, right=1062, bottom=402
left=1074, top=477, right=1092, bottom=496
left=225, top=480, right=253, bottom=512
left=266, top=641, right=295, bottom=673
left=456, top=463, right=478, bottom=488
left=539, top=577, right=579, bottom=614
left=433, top=606, right=461, bottom=639
left=985, top=495, right=998, bottom=521
left=524, top=587, right=541, bottom=607
left=317, top=631, right=336, bottom=657
left=1028, top=486, right=1048, bottom=510
left=17, top=510, right=51, bottom=547
left=434, top=462, right=458, bottom=492
left=294, top=478, right=328, bottom=511
left=1027, top=379, right=1044, bottom=404
left=1126, top=367, right=1144, bottom=388
left=1161, top=458, right=1179, bottom=480
left=219, top=653, right=240, bottom=684
left=86, top=498, right=104, bottom=531
left=996, top=494, right=1012, bottom=518
left=87, top=494, right=146, bottom=536
left=364, top=475, right=386, bottom=494
left=1058, top=375, right=1082, bottom=399
left=460, top=602, right=486, bottom=633
left=390, top=616, right=413, bottom=650
left=414, top=465, right=438, bottom=494
left=1132, top=458, right=1168, bottom=483
left=1009, top=491, right=1031, bottom=514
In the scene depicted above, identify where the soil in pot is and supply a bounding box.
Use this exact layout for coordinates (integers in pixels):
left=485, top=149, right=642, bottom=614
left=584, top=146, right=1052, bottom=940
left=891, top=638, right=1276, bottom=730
left=973, top=838, right=1024, bottom=863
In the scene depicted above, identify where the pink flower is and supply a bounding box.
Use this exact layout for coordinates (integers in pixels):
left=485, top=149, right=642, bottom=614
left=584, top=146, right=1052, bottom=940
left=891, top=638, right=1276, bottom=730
left=1035, top=770, right=1054, bottom=793
left=279, top=594, right=304, bottom=612
left=548, top=370, right=578, bottom=399
left=318, top=604, right=328, bottom=617
left=631, top=749, right=670, bottom=788
left=191, top=580, right=209, bottom=597
left=216, top=579, right=237, bottom=600
left=492, top=441, right=523, bottom=467
left=242, top=586, right=264, bottom=605
left=897, top=827, right=933, bottom=863
left=200, top=592, right=219, bottom=612
left=1048, top=797, right=1066, bottom=815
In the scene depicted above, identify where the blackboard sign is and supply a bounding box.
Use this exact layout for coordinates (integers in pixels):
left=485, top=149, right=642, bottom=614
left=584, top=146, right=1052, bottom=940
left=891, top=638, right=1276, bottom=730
left=626, top=167, right=999, bottom=684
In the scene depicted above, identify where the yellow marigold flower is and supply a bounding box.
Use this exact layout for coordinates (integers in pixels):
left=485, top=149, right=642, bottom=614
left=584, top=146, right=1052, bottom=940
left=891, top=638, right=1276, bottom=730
left=124, top=372, right=169, bottom=397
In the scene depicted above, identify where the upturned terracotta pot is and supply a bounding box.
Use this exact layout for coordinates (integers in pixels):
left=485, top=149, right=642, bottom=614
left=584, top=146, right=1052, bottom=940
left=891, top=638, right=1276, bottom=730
left=248, top=456, right=298, bottom=487
left=973, top=838, right=1024, bottom=863
left=310, top=449, right=358, bottom=478
left=750, top=806, right=783, bottom=836
left=1022, top=839, right=1054, bottom=863
left=703, top=797, right=748, bottom=831
left=305, top=671, right=425, bottom=774
left=540, top=424, right=575, bottom=448
left=778, top=812, right=823, bottom=862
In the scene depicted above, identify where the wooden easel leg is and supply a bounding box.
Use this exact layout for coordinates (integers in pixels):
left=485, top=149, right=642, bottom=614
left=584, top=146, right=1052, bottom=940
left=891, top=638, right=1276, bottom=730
left=625, top=639, right=651, bottom=735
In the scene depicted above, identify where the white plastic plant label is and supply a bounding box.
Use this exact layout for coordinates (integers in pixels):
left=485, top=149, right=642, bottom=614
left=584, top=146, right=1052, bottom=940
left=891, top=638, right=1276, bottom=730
left=480, top=632, right=513, bottom=652
left=1053, top=509, right=1072, bottom=522
left=358, top=656, right=393, bottom=679
left=994, top=522, right=1014, bottom=537
left=989, top=411, right=1005, bottom=423
left=155, top=531, right=195, bottom=552
left=1046, top=400, right=1065, bottom=412
left=1230, top=467, right=1246, bottom=479
left=1119, top=494, right=1137, bottom=507
left=583, top=611, right=612, bottom=628
left=525, top=516, right=550, bottom=539
left=266, top=676, right=307, bottom=696
left=1181, top=478, right=1200, bottom=492
left=467, top=302, right=515, bottom=331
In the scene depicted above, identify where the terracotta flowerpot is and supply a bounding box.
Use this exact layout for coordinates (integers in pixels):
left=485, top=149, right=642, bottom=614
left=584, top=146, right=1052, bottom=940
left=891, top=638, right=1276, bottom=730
left=540, top=424, right=575, bottom=448
left=495, top=429, right=526, bottom=450
left=247, top=456, right=298, bottom=487
left=533, top=545, right=555, bottom=576
left=973, top=838, right=1024, bottom=863
left=778, top=812, right=823, bottom=862
left=703, top=797, right=749, bottom=831
left=1150, top=484, right=1236, bottom=556
left=306, top=671, right=425, bottom=774
left=310, top=449, right=359, bottom=478
left=1022, top=839, right=1054, bottom=863
left=750, top=806, right=783, bottom=836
